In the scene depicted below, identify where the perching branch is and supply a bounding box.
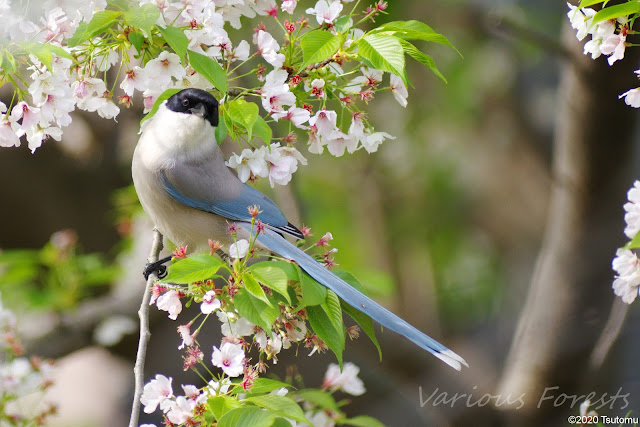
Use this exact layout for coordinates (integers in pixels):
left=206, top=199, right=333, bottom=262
left=128, top=228, right=164, bottom=427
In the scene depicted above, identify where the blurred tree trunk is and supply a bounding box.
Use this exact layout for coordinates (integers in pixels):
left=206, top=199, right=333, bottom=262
left=496, top=21, right=639, bottom=425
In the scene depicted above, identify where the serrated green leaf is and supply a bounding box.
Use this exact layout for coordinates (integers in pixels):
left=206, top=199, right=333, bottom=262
left=218, top=407, right=275, bottom=427
left=272, top=418, right=293, bottom=427
left=338, top=415, right=386, bottom=427
left=68, top=10, right=121, bottom=47
left=293, top=389, right=340, bottom=413
left=252, top=115, right=272, bottom=144
left=227, top=98, right=259, bottom=139
left=124, top=3, right=160, bottom=38
left=159, top=26, right=189, bottom=59
left=140, top=87, right=182, bottom=124
left=300, top=30, right=342, bottom=69
left=127, top=30, right=145, bottom=54
left=188, top=49, right=227, bottom=92
left=399, top=39, right=446, bottom=83
left=324, top=289, right=343, bottom=331
left=243, top=273, right=271, bottom=304
left=248, top=264, right=291, bottom=304
left=296, top=271, right=327, bottom=310
left=245, top=378, right=294, bottom=395
left=372, top=20, right=461, bottom=56
left=244, top=394, right=309, bottom=423
left=333, top=271, right=382, bottom=361
left=357, top=34, right=406, bottom=86
left=208, top=395, right=242, bottom=421
left=234, top=288, right=279, bottom=332
left=307, top=301, right=345, bottom=366
left=0, top=50, right=17, bottom=73
left=592, top=2, right=640, bottom=25
left=17, top=41, right=73, bottom=70
left=160, top=254, right=227, bottom=284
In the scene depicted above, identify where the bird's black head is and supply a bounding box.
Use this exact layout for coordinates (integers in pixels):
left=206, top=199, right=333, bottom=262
left=166, top=88, right=219, bottom=127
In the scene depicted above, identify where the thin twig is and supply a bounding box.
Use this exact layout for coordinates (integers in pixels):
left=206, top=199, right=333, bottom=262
left=589, top=298, right=629, bottom=371
left=128, top=228, right=164, bottom=427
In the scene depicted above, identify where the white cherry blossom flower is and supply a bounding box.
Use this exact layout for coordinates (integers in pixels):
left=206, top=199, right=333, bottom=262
left=230, top=239, right=250, bottom=259
left=218, top=313, right=255, bottom=338
left=212, top=342, right=245, bottom=377
left=144, top=51, right=186, bottom=89
left=619, top=88, right=640, bottom=108
left=226, top=146, right=269, bottom=182
left=362, top=131, right=395, bottom=153
left=306, top=0, right=343, bottom=25
left=201, top=290, right=221, bottom=314
left=624, top=180, right=640, bottom=239
left=322, top=362, right=365, bottom=396
left=256, top=30, right=285, bottom=68
left=282, top=0, right=297, bottom=14
left=165, top=396, right=196, bottom=424
left=141, top=374, right=174, bottom=413
left=567, top=3, right=596, bottom=41
left=325, top=129, right=356, bottom=157
left=612, top=248, right=640, bottom=304
left=156, top=290, right=183, bottom=320
left=309, top=109, right=338, bottom=138
left=390, top=74, right=408, bottom=107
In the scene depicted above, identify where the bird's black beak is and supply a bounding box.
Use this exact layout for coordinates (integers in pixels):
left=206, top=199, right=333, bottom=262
left=189, top=103, right=206, bottom=117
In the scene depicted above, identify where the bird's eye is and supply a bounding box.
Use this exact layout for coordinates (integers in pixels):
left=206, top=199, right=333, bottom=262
left=182, top=98, right=189, bottom=107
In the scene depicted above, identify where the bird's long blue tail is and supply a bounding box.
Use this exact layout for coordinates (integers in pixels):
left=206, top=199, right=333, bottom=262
left=247, top=225, right=468, bottom=371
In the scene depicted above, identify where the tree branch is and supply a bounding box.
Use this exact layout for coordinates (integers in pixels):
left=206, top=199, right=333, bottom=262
left=128, top=228, right=164, bottom=427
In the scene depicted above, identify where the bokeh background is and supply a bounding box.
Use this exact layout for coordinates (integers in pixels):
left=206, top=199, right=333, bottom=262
left=1, top=1, right=639, bottom=426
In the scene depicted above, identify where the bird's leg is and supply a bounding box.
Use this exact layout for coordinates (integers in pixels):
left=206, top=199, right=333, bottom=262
left=215, top=249, right=230, bottom=263
left=143, top=255, right=173, bottom=280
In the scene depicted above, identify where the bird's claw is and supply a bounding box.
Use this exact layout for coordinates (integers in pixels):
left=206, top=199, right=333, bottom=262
left=143, top=258, right=170, bottom=280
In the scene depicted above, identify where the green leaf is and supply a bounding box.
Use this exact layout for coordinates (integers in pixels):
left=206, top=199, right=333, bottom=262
left=68, top=10, right=121, bottom=47
left=248, top=263, right=291, bottom=304
left=578, top=0, right=605, bottom=7
left=140, top=87, right=182, bottom=124
left=215, top=107, right=229, bottom=143
left=625, top=230, right=640, bottom=249
left=208, top=395, right=242, bottom=421
left=338, top=415, right=386, bottom=427
left=160, top=254, right=227, bottom=283
left=372, top=20, right=460, bottom=56
left=188, top=49, right=227, bottom=93
left=15, top=42, right=73, bottom=70
left=243, top=273, right=271, bottom=304
left=307, top=296, right=345, bottom=366
left=252, top=115, right=272, bottom=144
left=244, top=394, right=309, bottom=423
left=357, top=34, right=406, bottom=85
left=217, top=407, right=275, bottom=427
left=0, top=50, right=17, bottom=73
left=234, top=288, right=279, bottom=332
left=593, top=2, right=640, bottom=25
left=159, top=26, right=189, bottom=59
left=272, top=418, right=293, bottom=427
left=300, top=30, right=342, bottom=69
left=106, top=0, right=131, bottom=11
left=334, top=16, right=353, bottom=33
left=399, top=39, right=446, bottom=83
left=293, top=389, right=340, bottom=413
left=227, top=98, right=259, bottom=139
left=296, top=271, right=327, bottom=310
left=333, top=271, right=382, bottom=361
left=127, top=30, right=145, bottom=54
left=245, top=378, right=294, bottom=395
left=124, top=3, right=160, bottom=38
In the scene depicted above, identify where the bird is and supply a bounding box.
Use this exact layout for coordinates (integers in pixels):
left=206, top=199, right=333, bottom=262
left=132, top=88, right=468, bottom=371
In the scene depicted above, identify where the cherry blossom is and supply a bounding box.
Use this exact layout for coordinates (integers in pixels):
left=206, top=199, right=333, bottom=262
left=218, top=312, right=256, bottom=338
left=226, top=146, right=269, bottom=182
left=390, top=74, right=408, bottom=107
left=156, top=290, right=183, bottom=320
left=281, top=0, right=297, bottom=14
left=306, top=0, right=343, bottom=25
left=619, top=88, right=640, bottom=108
left=230, top=239, right=250, bottom=258
left=212, top=342, right=245, bottom=377
left=201, top=290, right=222, bottom=314
left=256, top=30, right=285, bottom=68
left=623, top=180, right=640, bottom=239
left=612, top=248, right=640, bottom=304
left=141, top=374, right=174, bottom=414
left=322, top=362, right=366, bottom=396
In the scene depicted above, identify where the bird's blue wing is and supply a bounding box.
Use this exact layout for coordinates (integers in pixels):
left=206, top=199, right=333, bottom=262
left=161, top=170, right=303, bottom=239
